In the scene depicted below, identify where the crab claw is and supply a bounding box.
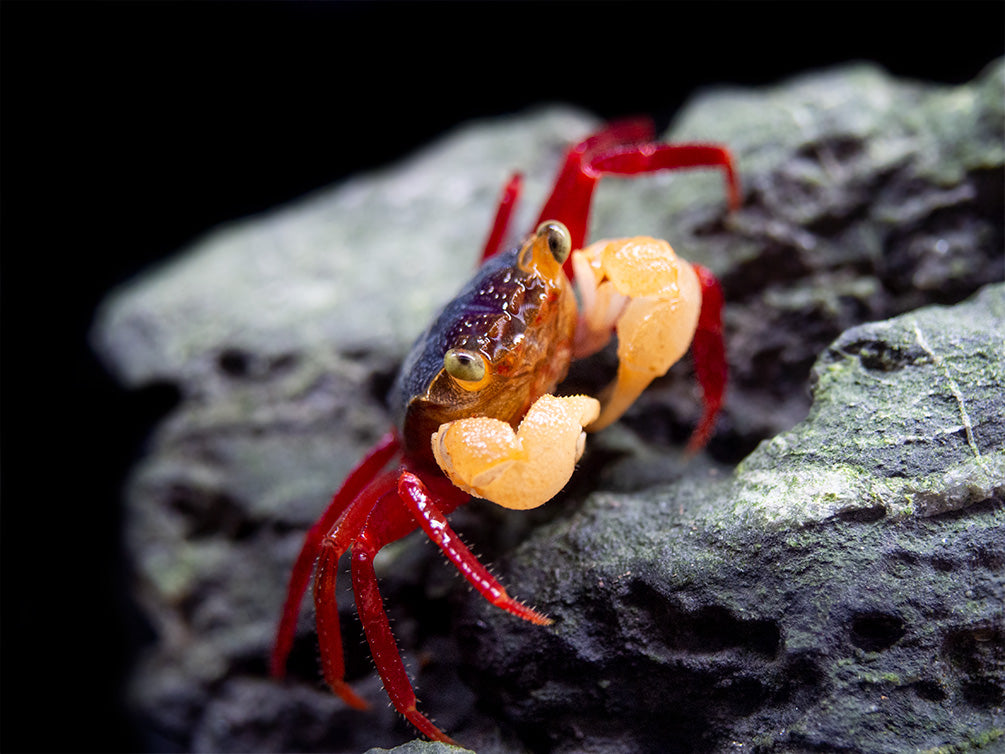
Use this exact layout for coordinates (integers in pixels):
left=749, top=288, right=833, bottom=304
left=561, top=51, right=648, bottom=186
left=571, top=236, right=702, bottom=432
left=431, top=394, right=600, bottom=510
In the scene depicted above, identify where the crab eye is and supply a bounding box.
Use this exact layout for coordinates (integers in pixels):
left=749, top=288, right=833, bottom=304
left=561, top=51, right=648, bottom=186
left=536, top=221, right=572, bottom=264
left=443, top=348, right=487, bottom=385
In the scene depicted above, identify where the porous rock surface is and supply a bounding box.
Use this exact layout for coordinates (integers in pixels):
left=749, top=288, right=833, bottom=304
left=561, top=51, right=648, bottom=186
left=462, top=285, right=1004, bottom=754
left=92, top=60, right=1003, bottom=752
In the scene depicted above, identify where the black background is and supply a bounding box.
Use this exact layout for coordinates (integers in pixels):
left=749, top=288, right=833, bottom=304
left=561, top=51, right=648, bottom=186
left=2, top=2, right=1002, bottom=751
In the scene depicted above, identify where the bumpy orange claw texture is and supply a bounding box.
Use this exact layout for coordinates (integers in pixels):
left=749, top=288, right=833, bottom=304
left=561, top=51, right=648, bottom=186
left=572, top=237, right=702, bottom=431
left=432, top=394, right=601, bottom=510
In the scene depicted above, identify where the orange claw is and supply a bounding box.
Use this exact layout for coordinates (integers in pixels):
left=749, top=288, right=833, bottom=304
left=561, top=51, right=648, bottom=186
left=570, top=236, right=703, bottom=432
left=432, top=394, right=600, bottom=510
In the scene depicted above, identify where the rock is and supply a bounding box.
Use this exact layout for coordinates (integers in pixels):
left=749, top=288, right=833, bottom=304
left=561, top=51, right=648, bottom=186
left=461, top=285, right=1004, bottom=754
left=364, top=743, right=473, bottom=754
left=92, top=60, right=1003, bottom=752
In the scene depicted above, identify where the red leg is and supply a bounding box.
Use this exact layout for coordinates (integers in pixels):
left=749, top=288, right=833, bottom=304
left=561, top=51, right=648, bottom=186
left=271, top=432, right=400, bottom=678
left=351, top=533, right=456, bottom=744
left=312, top=538, right=369, bottom=709
left=686, top=264, right=727, bottom=452
left=589, top=143, right=740, bottom=212
left=308, top=469, right=402, bottom=709
left=481, top=121, right=658, bottom=265
left=570, top=117, right=656, bottom=156
left=481, top=172, right=523, bottom=262
left=535, top=120, right=740, bottom=274
left=397, top=471, right=552, bottom=625
left=535, top=119, right=655, bottom=260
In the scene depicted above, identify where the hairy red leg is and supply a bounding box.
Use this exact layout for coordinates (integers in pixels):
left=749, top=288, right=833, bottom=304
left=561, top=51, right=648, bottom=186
left=481, top=172, right=523, bottom=262
left=308, top=469, right=402, bottom=709
left=397, top=471, right=552, bottom=625
left=271, top=432, right=400, bottom=678
left=351, top=533, right=456, bottom=744
left=687, top=264, right=727, bottom=452
left=313, top=539, right=369, bottom=709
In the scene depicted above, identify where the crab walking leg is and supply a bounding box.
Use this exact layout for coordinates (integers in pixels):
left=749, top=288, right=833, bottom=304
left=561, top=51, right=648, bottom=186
left=537, top=128, right=740, bottom=260
left=351, top=534, right=456, bottom=744
left=481, top=172, right=524, bottom=262
left=307, top=469, right=402, bottom=709
left=589, top=144, right=741, bottom=212
left=271, top=433, right=400, bottom=678
left=686, top=264, right=727, bottom=452
left=312, top=539, right=369, bottom=710
left=397, top=472, right=551, bottom=625
left=432, top=394, right=600, bottom=511
left=536, top=119, right=657, bottom=258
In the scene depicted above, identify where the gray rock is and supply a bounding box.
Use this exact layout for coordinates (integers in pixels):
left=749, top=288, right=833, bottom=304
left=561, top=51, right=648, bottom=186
left=462, top=285, right=1004, bottom=754
left=364, top=744, right=473, bottom=754
left=92, top=60, right=1003, bottom=752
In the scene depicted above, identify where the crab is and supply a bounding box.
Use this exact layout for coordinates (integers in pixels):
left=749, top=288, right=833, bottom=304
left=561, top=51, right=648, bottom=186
left=270, top=119, right=739, bottom=743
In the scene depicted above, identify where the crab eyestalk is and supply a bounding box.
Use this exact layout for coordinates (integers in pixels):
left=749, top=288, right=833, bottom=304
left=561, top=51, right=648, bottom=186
left=517, top=220, right=572, bottom=281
